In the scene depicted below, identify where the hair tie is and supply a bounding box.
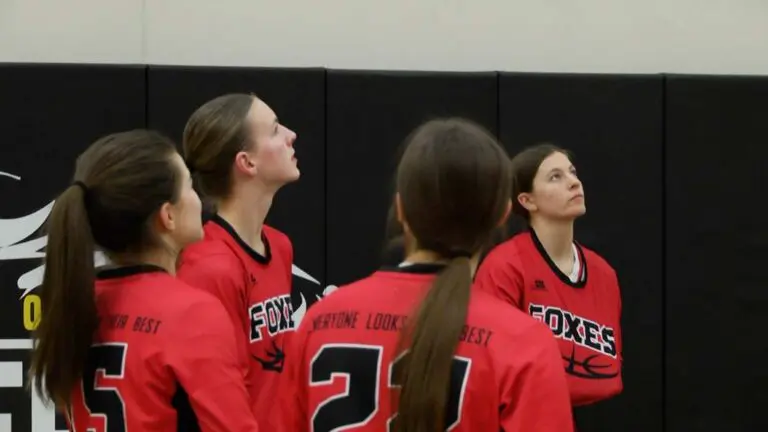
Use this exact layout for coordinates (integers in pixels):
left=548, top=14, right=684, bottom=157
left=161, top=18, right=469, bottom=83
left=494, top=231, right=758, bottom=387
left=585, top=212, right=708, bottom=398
left=446, top=249, right=473, bottom=259
left=72, top=181, right=89, bottom=193
left=185, top=160, right=197, bottom=174
left=422, top=241, right=473, bottom=259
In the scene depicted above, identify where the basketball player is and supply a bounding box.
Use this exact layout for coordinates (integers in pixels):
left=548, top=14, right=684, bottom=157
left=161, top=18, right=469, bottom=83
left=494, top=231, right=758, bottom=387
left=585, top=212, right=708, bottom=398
left=177, top=93, right=299, bottom=430
left=28, top=130, right=259, bottom=431
left=474, top=143, right=623, bottom=428
left=278, top=119, right=574, bottom=431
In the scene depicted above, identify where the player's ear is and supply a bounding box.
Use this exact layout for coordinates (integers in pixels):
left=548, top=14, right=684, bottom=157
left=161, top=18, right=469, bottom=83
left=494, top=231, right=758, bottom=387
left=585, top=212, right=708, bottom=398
left=233, top=150, right=257, bottom=177
left=394, top=193, right=413, bottom=237
left=157, top=201, right=176, bottom=232
left=517, top=192, right=537, bottom=213
left=497, top=198, right=512, bottom=227
left=395, top=193, right=405, bottom=224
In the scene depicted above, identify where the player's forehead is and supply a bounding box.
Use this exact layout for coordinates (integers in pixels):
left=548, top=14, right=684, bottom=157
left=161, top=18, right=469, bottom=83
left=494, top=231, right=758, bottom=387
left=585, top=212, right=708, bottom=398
left=537, top=151, right=573, bottom=175
left=247, top=99, right=277, bottom=131
left=168, top=152, right=189, bottom=177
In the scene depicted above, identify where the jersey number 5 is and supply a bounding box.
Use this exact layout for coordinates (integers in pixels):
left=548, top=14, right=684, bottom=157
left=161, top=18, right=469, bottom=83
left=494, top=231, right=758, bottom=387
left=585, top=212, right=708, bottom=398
left=81, top=343, right=128, bottom=432
left=310, top=344, right=471, bottom=432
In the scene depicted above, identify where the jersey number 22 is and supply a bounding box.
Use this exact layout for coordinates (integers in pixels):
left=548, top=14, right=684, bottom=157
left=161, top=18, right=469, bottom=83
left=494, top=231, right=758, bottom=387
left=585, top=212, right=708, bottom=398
left=310, top=343, right=471, bottom=432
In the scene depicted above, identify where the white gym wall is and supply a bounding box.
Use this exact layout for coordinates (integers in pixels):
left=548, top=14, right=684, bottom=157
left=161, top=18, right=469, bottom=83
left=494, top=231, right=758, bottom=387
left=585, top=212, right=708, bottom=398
left=1, top=0, right=766, bottom=74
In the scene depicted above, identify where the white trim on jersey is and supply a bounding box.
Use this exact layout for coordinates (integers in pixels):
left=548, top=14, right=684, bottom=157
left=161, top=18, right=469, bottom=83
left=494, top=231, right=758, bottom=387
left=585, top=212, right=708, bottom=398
left=568, top=243, right=581, bottom=283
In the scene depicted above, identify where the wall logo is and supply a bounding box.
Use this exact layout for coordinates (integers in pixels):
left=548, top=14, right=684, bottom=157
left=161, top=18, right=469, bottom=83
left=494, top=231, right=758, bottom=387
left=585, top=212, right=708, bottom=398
left=291, top=264, right=336, bottom=325
left=0, top=170, right=69, bottom=431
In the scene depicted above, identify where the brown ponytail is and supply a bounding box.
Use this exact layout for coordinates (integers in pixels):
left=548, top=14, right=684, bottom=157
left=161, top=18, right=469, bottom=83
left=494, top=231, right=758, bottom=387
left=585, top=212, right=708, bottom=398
left=391, top=118, right=512, bottom=431
left=394, top=256, right=472, bottom=431
left=30, top=184, right=97, bottom=407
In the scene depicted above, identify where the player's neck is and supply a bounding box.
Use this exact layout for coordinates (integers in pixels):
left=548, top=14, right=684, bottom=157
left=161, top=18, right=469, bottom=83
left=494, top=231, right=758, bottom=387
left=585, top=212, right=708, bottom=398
left=217, top=187, right=275, bottom=255
left=529, top=218, right=575, bottom=264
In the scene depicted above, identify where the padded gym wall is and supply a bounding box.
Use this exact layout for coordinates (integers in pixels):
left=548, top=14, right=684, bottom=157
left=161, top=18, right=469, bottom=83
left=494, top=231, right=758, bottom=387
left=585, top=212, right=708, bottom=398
left=665, top=75, right=768, bottom=431
left=324, top=70, right=498, bottom=286
left=497, top=72, right=664, bottom=432
left=1, top=61, right=767, bottom=432
left=0, top=63, right=146, bottom=432
left=146, top=65, right=329, bottom=320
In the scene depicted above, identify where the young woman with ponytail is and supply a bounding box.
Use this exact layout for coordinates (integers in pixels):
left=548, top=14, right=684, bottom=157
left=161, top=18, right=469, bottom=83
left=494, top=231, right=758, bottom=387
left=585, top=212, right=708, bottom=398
left=176, top=93, right=299, bottom=430
left=474, top=144, right=624, bottom=430
left=278, top=118, right=573, bottom=431
left=28, top=130, right=259, bottom=431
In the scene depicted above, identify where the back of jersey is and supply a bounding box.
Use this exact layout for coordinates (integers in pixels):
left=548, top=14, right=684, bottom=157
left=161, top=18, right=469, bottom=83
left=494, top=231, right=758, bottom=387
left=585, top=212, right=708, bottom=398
left=67, top=265, right=258, bottom=432
left=279, top=264, right=573, bottom=432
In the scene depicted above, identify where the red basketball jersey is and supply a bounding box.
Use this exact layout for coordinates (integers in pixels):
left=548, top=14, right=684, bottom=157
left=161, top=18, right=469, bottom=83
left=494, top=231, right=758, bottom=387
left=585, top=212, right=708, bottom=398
left=177, top=215, right=295, bottom=430
left=278, top=263, right=573, bottom=432
left=474, top=230, right=623, bottom=406
left=67, top=265, right=259, bottom=432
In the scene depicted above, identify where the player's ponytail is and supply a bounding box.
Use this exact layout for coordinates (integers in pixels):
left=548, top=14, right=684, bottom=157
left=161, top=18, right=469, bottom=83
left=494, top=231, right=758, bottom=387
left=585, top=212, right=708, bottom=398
left=29, top=130, right=183, bottom=409
left=391, top=117, right=511, bottom=430
left=30, top=183, right=97, bottom=408
left=394, top=254, right=472, bottom=431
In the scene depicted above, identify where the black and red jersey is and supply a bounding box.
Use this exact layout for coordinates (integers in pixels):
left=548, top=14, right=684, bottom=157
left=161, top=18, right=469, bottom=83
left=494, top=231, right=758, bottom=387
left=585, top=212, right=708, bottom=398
left=474, top=230, right=623, bottom=406
left=278, top=263, right=573, bottom=431
left=177, top=215, right=294, bottom=430
left=67, top=265, right=259, bottom=432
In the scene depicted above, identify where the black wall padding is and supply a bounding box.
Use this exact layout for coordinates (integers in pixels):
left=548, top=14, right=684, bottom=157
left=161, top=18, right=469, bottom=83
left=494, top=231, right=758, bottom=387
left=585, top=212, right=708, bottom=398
left=0, top=63, right=146, bottom=432
left=146, top=66, right=328, bottom=312
left=325, top=70, right=498, bottom=286
left=498, top=73, right=664, bottom=432
left=665, top=75, right=768, bottom=432
left=3, top=62, right=768, bottom=431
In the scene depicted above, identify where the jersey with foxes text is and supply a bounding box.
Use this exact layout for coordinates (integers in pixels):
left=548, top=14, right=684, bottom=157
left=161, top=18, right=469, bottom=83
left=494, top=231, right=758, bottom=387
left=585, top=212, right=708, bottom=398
left=474, top=230, right=623, bottom=407
left=178, top=215, right=295, bottom=430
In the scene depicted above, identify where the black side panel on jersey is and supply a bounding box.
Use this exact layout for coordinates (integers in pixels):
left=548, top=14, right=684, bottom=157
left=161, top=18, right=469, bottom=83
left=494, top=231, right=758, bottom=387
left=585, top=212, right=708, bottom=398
left=665, top=75, right=768, bottom=431
left=172, top=384, right=201, bottom=431
left=146, top=66, right=328, bottom=313
left=325, top=70, right=498, bottom=286
left=0, top=63, right=146, bottom=432
left=498, top=73, right=664, bottom=432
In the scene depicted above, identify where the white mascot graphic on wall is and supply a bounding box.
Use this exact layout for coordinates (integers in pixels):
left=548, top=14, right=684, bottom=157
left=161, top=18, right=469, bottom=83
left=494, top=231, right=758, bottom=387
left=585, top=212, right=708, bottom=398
left=0, top=169, right=335, bottom=432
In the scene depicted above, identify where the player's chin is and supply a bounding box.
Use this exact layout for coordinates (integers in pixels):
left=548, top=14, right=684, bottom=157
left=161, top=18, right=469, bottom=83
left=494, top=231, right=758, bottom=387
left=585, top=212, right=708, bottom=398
left=285, top=165, right=301, bottom=182
left=566, top=205, right=587, bottom=218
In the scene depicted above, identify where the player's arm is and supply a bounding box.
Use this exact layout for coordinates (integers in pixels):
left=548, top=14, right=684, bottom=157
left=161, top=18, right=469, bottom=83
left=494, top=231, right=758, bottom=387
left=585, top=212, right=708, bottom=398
left=168, top=297, right=260, bottom=432
left=178, top=254, right=250, bottom=348
left=498, top=323, right=574, bottom=432
left=276, top=315, right=310, bottom=431
left=473, top=250, right=525, bottom=309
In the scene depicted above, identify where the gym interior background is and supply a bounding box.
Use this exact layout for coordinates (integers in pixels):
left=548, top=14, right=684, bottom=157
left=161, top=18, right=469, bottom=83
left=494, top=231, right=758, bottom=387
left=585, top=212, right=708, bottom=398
left=1, top=1, right=766, bottom=431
